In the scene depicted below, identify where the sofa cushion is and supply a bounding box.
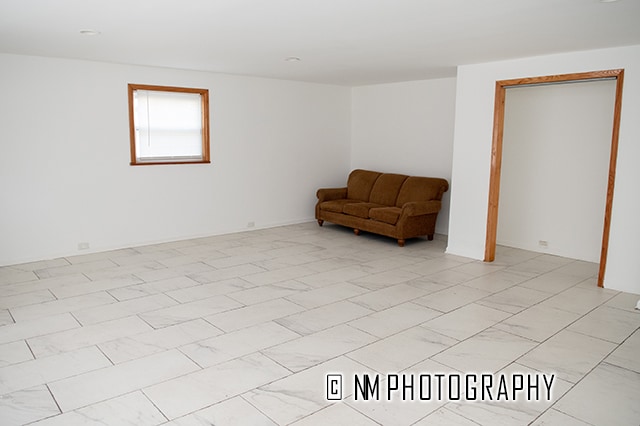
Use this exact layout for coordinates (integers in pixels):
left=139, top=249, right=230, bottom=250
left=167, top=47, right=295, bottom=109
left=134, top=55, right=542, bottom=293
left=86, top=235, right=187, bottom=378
left=369, top=207, right=402, bottom=225
left=320, top=199, right=354, bottom=213
left=347, top=169, right=382, bottom=202
left=343, top=202, right=382, bottom=219
left=396, top=176, right=449, bottom=207
left=369, top=173, right=408, bottom=206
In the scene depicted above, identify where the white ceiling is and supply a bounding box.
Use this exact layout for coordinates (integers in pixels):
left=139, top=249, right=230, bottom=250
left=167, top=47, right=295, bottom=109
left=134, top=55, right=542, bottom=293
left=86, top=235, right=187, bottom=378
left=1, top=0, right=639, bottom=86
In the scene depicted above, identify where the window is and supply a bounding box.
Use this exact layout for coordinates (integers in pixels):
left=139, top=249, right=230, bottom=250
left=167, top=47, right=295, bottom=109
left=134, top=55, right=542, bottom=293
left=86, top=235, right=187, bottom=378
left=128, top=84, right=210, bottom=165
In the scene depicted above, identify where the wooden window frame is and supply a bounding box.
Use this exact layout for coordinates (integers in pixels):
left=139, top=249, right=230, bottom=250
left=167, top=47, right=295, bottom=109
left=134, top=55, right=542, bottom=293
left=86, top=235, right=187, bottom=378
left=128, top=84, right=210, bottom=166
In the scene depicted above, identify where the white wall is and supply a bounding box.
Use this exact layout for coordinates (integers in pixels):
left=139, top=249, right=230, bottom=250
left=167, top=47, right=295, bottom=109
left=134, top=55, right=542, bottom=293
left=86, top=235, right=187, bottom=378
left=0, top=53, right=351, bottom=265
left=447, top=45, right=640, bottom=294
left=351, top=78, right=457, bottom=235
left=498, top=80, right=616, bottom=262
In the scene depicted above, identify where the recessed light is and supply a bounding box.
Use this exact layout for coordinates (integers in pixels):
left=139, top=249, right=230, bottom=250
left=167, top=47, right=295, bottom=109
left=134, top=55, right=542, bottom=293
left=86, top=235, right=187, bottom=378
left=285, top=56, right=301, bottom=62
left=79, top=29, right=101, bottom=36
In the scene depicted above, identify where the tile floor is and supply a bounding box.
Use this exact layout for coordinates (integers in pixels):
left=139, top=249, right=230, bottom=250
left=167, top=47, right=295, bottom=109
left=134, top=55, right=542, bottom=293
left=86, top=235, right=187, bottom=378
left=1, top=222, right=639, bottom=425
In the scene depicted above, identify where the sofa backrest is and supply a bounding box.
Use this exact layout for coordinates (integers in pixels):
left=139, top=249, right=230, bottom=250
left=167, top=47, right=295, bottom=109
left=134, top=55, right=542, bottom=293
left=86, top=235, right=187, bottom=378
left=347, top=169, right=382, bottom=201
left=369, top=173, right=408, bottom=206
left=396, top=176, right=449, bottom=206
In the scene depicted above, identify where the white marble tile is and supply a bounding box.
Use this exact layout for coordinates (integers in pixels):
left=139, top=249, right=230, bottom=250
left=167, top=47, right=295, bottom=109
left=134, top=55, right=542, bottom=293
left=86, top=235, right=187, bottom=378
left=505, top=254, right=573, bottom=276
left=604, top=291, right=640, bottom=312
left=348, top=270, right=422, bottom=291
left=84, top=262, right=167, bottom=281
left=568, top=305, right=640, bottom=344
left=402, top=257, right=470, bottom=277
left=518, top=330, right=617, bottom=383
left=0, top=289, right=56, bottom=310
left=422, top=303, right=512, bottom=340
left=242, top=265, right=318, bottom=286
left=0, top=346, right=111, bottom=395
left=494, top=304, right=581, bottom=342
left=347, top=326, right=457, bottom=373
left=73, top=293, right=178, bottom=325
left=540, top=286, right=616, bottom=315
left=553, top=362, right=640, bottom=426
left=34, top=259, right=118, bottom=279
left=414, top=407, right=480, bottom=425
left=64, top=248, right=139, bottom=265
left=132, top=262, right=215, bottom=283
left=0, top=313, right=80, bottom=345
left=244, top=355, right=369, bottom=425
left=10, top=291, right=116, bottom=322
left=462, top=269, right=534, bottom=294
left=29, top=391, right=167, bottom=426
left=276, top=300, right=373, bottom=335
left=413, top=285, right=492, bottom=313
left=202, top=252, right=272, bottom=269
left=188, top=264, right=268, bottom=284
left=476, top=285, right=550, bottom=314
left=107, top=276, right=201, bottom=301
left=297, top=265, right=371, bottom=288
left=167, top=396, right=276, bottom=426
left=165, top=277, right=255, bottom=303
left=0, top=309, right=13, bottom=326
left=349, top=283, right=428, bottom=312
left=432, top=328, right=537, bottom=373
left=443, top=363, right=573, bottom=426
left=410, top=269, right=476, bottom=288
left=50, top=275, right=144, bottom=299
left=204, top=298, right=305, bottom=332
left=0, top=340, right=33, bottom=367
left=227, top=279, right=311, bottom=305
left=143, top=352, right=289, bottom=420
left=0, top=385, right=60, bottom=426
left=291, top=403, right=379, bottom=425
left=530, top=409, right=592, bottom=426
left=517, top=272, right=584, bottom=294
left=139, top=294, right=242, bottom=329
left=179, top=321, right=299, bottom=368
left=0, top=274, right=90, bottom=299
left=348, top=302, right=442, bottom=338
left=263, top=324, right=377, bottom=372
left=99, top=318, right=222, bottom=364
left=48, top=349, right=199, bottom=412
left=6, top=258, right=70, bottom=272
left=0, top=268, right=38, bottom=286
left=605, top=328, right=640, bottom=373
left=552, top=260, right=599, bottom=279
left=28, top=315, right=153, bottom=357
left=449, top=261, right=506, bottom=278
left=284, top=282, right=369, bottom=309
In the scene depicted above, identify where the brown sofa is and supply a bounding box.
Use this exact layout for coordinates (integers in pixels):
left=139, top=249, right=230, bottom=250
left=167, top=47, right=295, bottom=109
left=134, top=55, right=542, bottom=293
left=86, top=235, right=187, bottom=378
left=315, top=169, right=449, bottom=246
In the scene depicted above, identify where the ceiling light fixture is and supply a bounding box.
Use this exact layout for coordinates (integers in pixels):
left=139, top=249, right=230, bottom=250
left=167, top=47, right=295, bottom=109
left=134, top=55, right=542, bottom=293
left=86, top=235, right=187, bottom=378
left=285, top=56, right=301, bottom=62
left=79, top=29, right=101, bottom=36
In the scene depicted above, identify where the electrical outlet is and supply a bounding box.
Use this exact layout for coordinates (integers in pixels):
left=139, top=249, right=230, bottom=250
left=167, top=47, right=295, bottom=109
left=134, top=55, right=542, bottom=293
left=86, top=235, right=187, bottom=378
left=78, top=242, right=90, bottom=250
left=247, top=221, right=255, bottom=228
left=538, top=240, right=548, bottom=248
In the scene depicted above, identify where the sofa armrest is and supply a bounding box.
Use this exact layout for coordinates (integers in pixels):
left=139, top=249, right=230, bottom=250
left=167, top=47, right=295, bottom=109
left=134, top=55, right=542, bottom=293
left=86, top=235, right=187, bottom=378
left=401, top=200, right=442, bottom=217
left=317, top=187, right=348, bottom=203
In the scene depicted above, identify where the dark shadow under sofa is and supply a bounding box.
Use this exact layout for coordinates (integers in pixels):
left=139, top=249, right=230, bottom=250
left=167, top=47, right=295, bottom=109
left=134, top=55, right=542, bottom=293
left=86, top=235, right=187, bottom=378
left=315, top=169, right=449, bottom=246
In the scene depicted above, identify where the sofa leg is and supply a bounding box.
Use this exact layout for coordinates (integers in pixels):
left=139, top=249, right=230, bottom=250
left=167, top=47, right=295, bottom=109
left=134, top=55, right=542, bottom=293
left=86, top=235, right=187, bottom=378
left=427, top=234, right=434, bottom=241
left=353, top=229, right=360, bottom=236
left=317, top=219, right=324, bottom=227
left=398, top=239, right=405, bottom=247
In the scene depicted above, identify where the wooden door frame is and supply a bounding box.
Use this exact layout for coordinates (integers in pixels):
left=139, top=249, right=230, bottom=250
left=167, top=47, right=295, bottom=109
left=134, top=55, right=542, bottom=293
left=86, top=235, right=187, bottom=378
left=484, top=69, right=624, bottom=287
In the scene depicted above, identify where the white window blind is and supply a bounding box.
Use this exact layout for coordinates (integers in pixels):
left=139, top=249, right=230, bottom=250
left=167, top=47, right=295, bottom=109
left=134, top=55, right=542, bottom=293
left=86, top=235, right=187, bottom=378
left=133, top=90, right=204, bottom=162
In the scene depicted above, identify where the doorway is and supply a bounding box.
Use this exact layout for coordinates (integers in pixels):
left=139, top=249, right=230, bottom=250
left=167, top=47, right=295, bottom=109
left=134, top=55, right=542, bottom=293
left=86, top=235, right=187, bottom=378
left=484, top=69, right=625, bottom=287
